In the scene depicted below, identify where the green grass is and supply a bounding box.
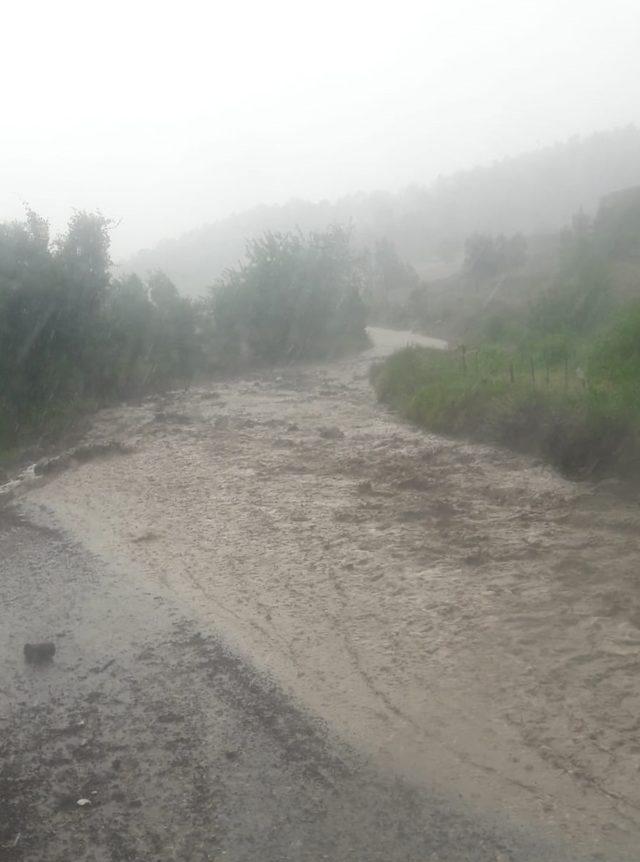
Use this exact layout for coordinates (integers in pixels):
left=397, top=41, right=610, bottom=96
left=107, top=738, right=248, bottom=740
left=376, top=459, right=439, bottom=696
left=372, top=315, right=640, bottom=480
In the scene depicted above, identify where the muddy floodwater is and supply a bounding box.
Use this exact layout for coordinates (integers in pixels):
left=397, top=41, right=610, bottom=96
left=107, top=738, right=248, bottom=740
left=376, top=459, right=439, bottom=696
left=3, top=327, right=640, bottom=861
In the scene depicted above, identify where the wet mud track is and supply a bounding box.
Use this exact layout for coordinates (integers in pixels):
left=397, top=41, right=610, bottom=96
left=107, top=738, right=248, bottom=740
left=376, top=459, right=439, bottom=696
left=1, top=511, right=553, bottom=862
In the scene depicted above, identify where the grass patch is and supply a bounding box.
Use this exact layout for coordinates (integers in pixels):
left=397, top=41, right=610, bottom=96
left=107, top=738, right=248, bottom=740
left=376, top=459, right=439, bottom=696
left=372, top=327, right=640, bottom=480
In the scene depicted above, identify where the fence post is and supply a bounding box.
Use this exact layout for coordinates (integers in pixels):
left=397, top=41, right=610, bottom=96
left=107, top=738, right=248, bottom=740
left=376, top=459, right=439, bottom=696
left=530, top=357, right=536, bottom=387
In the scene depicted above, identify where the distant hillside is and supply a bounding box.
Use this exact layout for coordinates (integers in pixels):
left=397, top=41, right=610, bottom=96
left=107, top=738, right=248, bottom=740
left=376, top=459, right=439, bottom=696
left=125, top=126, right=640, bottom=295
left=371, top=179, right=640, bottom=481
left=409, top=181, right=640, bottom=342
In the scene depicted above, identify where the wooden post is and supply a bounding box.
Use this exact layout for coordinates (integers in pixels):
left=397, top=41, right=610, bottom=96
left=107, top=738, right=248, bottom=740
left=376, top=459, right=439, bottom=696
left=530, top=357, right=536, bottom=387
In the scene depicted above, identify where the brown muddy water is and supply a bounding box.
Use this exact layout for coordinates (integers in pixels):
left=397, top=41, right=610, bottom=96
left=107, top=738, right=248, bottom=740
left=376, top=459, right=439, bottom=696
left=3, top=327, right=640, bottom=861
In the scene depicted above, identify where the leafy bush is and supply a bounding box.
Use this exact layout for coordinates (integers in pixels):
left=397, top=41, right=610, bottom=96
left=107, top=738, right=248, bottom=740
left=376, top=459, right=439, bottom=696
left=589, top=302, right=640, bottom=392
left=0, top=213, right=371, bottom=454
left=210, top=227, right=368, bottom=368
left=0, top=211, right=201, bottom=450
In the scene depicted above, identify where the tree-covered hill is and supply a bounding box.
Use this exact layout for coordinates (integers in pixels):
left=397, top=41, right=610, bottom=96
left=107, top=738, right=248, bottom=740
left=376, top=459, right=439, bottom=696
left=126, top=127, right=640, bottom=295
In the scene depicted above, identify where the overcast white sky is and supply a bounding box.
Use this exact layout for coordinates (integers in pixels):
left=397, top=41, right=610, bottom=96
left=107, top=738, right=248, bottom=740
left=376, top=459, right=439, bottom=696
left=1, top=0, right=639, bottom=258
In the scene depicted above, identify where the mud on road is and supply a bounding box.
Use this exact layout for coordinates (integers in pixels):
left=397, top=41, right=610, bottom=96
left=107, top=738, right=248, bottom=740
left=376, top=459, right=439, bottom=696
left=3, top=509, right=543, bottom=862
left=3, top=328, right=640, bottom=860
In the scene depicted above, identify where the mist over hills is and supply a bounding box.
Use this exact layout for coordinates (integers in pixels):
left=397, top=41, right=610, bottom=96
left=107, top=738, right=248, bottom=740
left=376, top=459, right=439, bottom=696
left=126, top=126, right=640, bottom=295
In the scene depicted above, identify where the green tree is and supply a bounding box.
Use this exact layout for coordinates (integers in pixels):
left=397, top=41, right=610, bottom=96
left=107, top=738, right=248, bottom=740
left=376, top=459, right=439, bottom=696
left=211, top=226, right=367, bottom=367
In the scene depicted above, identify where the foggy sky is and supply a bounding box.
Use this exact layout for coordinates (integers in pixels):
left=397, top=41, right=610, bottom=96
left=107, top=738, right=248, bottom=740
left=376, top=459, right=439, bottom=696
left=2, top=0, right=639, bottom=259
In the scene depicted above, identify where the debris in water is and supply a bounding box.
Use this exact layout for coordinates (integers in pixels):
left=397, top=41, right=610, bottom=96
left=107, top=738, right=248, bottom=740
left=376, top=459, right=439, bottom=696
left=318, top=426, right=344, bottom=440
left=23, top=642, right=55, bottom=664
left=131, top=530, right=159, bottom=543
left=91, top=658, right=116, bottom=674
left=34, top=441, right=132, bottom=476
left=153, top=411, right=191, bottom=425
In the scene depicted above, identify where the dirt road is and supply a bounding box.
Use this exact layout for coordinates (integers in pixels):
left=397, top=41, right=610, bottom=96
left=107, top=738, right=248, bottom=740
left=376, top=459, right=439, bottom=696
left=3, top=327, right=640, bottom=860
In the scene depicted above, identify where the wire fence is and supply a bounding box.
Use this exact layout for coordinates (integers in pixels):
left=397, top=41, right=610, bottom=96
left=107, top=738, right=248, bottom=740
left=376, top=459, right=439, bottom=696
left=457, top=344, right=586, bottom=392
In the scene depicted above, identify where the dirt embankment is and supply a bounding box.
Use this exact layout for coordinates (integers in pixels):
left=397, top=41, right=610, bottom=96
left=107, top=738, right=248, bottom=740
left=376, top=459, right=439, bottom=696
left=7, top=327, right=640, bottom=860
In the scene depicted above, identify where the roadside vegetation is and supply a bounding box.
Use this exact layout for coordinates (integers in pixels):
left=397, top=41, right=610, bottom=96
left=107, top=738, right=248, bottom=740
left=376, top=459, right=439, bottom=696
left=210, top=226, right=368, bottom=368
left=0, top=210, right=201, bottom=457
left=0, top=214, right=367, bottom=461
left=373, top=194, right=640, bottom=479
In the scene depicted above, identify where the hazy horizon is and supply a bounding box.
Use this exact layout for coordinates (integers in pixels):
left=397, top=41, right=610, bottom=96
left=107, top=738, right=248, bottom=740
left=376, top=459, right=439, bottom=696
left=2, top=0, right=639, bottom=258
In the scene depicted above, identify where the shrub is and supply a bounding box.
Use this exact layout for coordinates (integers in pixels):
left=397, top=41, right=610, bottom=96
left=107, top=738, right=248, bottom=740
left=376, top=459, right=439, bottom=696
left=210, top=227, right=368, bottom=369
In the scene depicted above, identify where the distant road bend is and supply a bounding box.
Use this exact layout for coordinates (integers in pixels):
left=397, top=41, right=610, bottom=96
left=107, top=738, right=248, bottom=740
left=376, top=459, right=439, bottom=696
left=2, top=327, right=640, bottom=861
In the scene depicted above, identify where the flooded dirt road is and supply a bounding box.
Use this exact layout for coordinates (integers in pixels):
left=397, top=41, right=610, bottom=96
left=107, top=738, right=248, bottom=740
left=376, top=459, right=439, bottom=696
left=3, top=327, right=640, bottom=860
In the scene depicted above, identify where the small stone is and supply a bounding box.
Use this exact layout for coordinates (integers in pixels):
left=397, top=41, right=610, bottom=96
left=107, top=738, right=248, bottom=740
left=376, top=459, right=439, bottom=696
left=318, top=426, right=344, bottom=440
left=23, top=642, right=55, bottom=664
